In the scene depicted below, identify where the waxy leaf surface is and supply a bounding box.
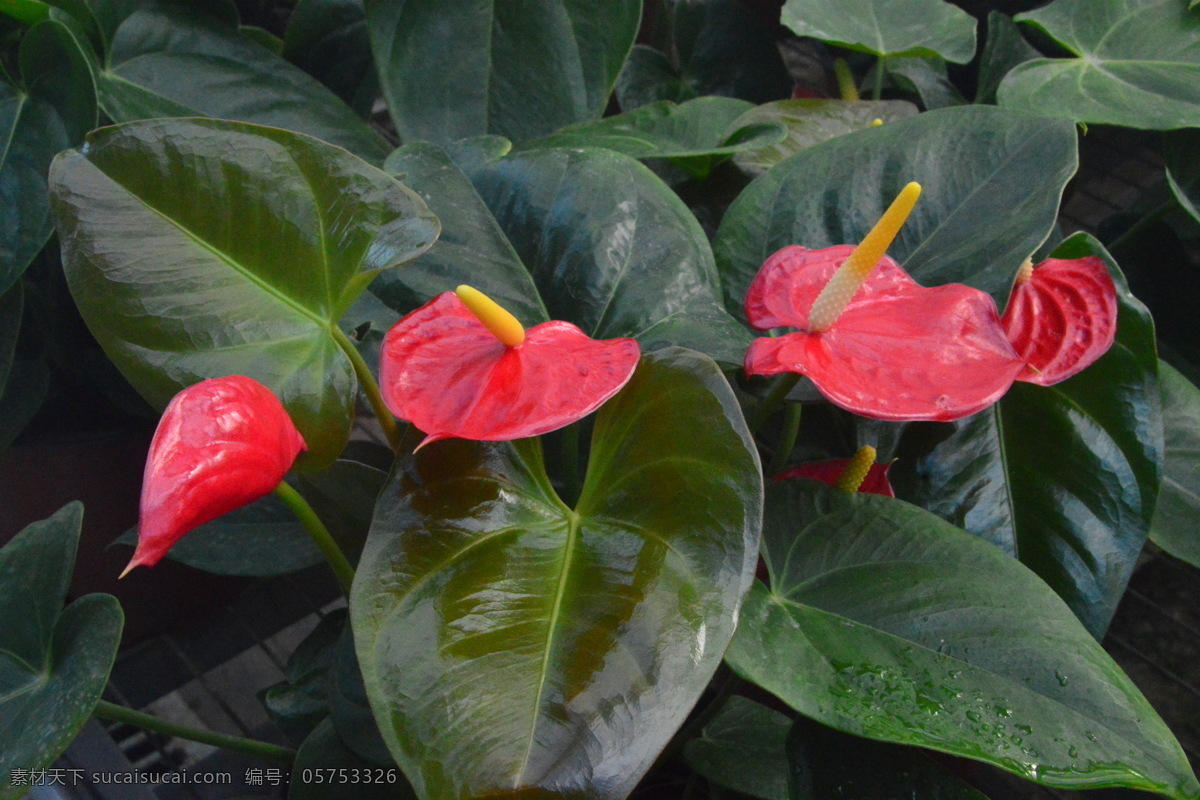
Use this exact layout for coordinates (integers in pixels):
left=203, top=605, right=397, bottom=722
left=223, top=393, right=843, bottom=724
left=522, top=97, right=786, bottom=179
left=365, top=0, right=640, bottom=145
left=95, top=0, right=388, bottom=162
left=353, top=348, right=762, bottom=800
left=281, top=0, right=378, bottom=118
left=781, top=0, right=977, bottom=62
left=0, top=504, right=122, bottom=800
left=381, top=143, right=750, bottom=365
left=0, top=17, right=95, bottom=294
left=893, top=235, right=1161, bottom=636
left=726, top=481, right=1198, bottom=799
left=976, top=11, right=1041, bottom=104
left=714, top=106, right=1076, bottom=315
left=49, top=118, right=439, bottom=468
left=998, top=0, right=1200, bottom=129
left=1150, top=361, right=1200, bottom=568
left=683, top=696, right=792, bottom=800
left=730, top=99, right=918, bottom=175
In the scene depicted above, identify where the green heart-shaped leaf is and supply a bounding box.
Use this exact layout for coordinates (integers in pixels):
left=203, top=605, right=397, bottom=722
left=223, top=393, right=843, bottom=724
left=521, top=97, right=786, bottom=180
left=0, top=17, right=95, bottom=294
left=726, top=481, right=1199, bottom=799
left=684, top=695, right=792, bottom=800
left=892, top=234, right=1161, bottom=636
left=0, top=503, right=123, bottom=800
left=281, top=0, right=378, bottom=118
left=49, top=118, right=440, bottom=468
left=731, top=99, right=918, bottom=175
left=95, top=0, right=388, bottom=162
left=714, top=105, right=1077, bottom=314
left=781, top=0, right=977, bottom=62
left=976, top=11, right=1041, bottom=104
left=1149, top=360, right=1200, bottom=568
left=353, top=347, right=762, bottom=799
left=380, top=143, right=751, bottom=366
left=998, top=0, right=1200, bottom=129
left=884, top=56, right=966, bottom=109
left=365, top=0, right=641, bottom=145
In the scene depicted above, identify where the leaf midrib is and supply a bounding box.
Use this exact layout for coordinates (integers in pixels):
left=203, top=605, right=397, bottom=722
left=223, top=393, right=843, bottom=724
left=87, top=157, right=330, bottom=329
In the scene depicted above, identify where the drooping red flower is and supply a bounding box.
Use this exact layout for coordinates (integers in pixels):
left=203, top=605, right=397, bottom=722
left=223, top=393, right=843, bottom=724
left=775, top=457, right=895, bottom=497
left=1001, top=256, right=1117, bottom=386
left=380, top=289, right=640, bottom=449
left=124, top=375, right=306, bottom=575
left=743, top=243, right=1026, bottom=421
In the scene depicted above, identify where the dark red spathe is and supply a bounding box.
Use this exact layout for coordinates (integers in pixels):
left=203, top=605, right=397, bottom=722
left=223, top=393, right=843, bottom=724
left=1001, top=256, right=1117, bottom=386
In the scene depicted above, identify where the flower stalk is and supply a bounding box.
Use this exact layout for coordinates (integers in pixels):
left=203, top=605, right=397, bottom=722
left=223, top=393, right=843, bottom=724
left=273, top=482, right=355, bottom=595
left=332, top=325, right=403, bottom=451
left=93, top=700, right=295, bottom=763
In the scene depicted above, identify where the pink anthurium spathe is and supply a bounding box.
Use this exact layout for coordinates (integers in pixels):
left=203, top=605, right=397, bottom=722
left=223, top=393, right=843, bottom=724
left=743, top=183, right=1026, bottom=422
left=124, top=375, right=307, bottom=575
left=380, top=286, right=640, bottom=449
left=1001, top=256, right=1118, bottom=386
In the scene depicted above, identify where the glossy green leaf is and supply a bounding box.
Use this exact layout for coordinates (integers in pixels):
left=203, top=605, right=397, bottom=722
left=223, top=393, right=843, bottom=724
left=96, top=0, right=389, bottom=162
left=976, top=11, right=1040, bottom=105
left=49, top=118, right=440, bottom=468
left=281, top=0, right=377, bottom=118
left=291, top=719, right=415, bottom=800
left=726, top=481, right=1199, bottom=799
left=684, top=695, right=792, bottom=800
left=113, top=494, right=323, bottom=577
left=781, top=0, right=977, bottom=62
left=615, top=45, right=697, bottom=111
left=1165, top=128, right=1200, bottom=224
left=353, top=348, right=762, bottom=800
left=892, top=235, right=1161, bottom=637
left=1150, top=361, right=1200, bottom=568
left=730, top=99, right=918, bottom=175
left=381, top=143, right=751, bottom=366
left=521, top=97, right=787, bottom=180
left=0, top=284, right=20, bottom=398
left=616, top=0, right=793, bottom=111
left=263, top=611, right=344, bottom=737
left=885, top=56, right=966, bottom=109
left=714, top=105, right=1076, bottom=315
left=0, top=17, right=95, bottom=294
left=0, top=0, right=50, bottom=24
left=0, top=503, right=123, bottom=800
left=788, top=719, right=989, bottom=800
left=998, top=0, right=1200, bottom=129
left=365, top=0, right=641, bottom=145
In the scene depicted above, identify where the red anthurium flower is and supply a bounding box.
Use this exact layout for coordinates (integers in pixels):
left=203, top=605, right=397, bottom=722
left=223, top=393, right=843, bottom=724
left=743, top=183, right=1025, bottom=422
left=380, top=286, right=640, bottom=449
left=775, top=449, right=895, bottom=497
left=1001, top=256, right=1117, bottom=386
left=123, top=376, right=306, bottom=576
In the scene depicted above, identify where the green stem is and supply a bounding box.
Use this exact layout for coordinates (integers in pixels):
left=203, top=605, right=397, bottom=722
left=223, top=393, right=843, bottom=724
left=767, top=403, right=802, bottom=476
left=332, top=326, right=401, bottom=451
left=746, top=373, right=801, bottom=434
left=93, top=700, right=295, bottom=764
left=873, top=56, right=886, bottom=101
left=1106, top=198, right=1173, bottom=254
left=273, top=482, right=355, bottom=595
left=833, top=58, right=859, bottom=101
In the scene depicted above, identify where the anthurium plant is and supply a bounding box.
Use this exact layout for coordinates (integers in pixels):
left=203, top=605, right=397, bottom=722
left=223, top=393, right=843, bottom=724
left=3, top=1, right=1200, bottom=799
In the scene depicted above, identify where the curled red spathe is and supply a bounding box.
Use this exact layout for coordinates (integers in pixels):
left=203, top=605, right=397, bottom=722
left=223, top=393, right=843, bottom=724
left=127, top=375, right=306, bottom=574
left=380, top=292, right=641, bottom=448
left=1002, top=256, right=1117, bottom=386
